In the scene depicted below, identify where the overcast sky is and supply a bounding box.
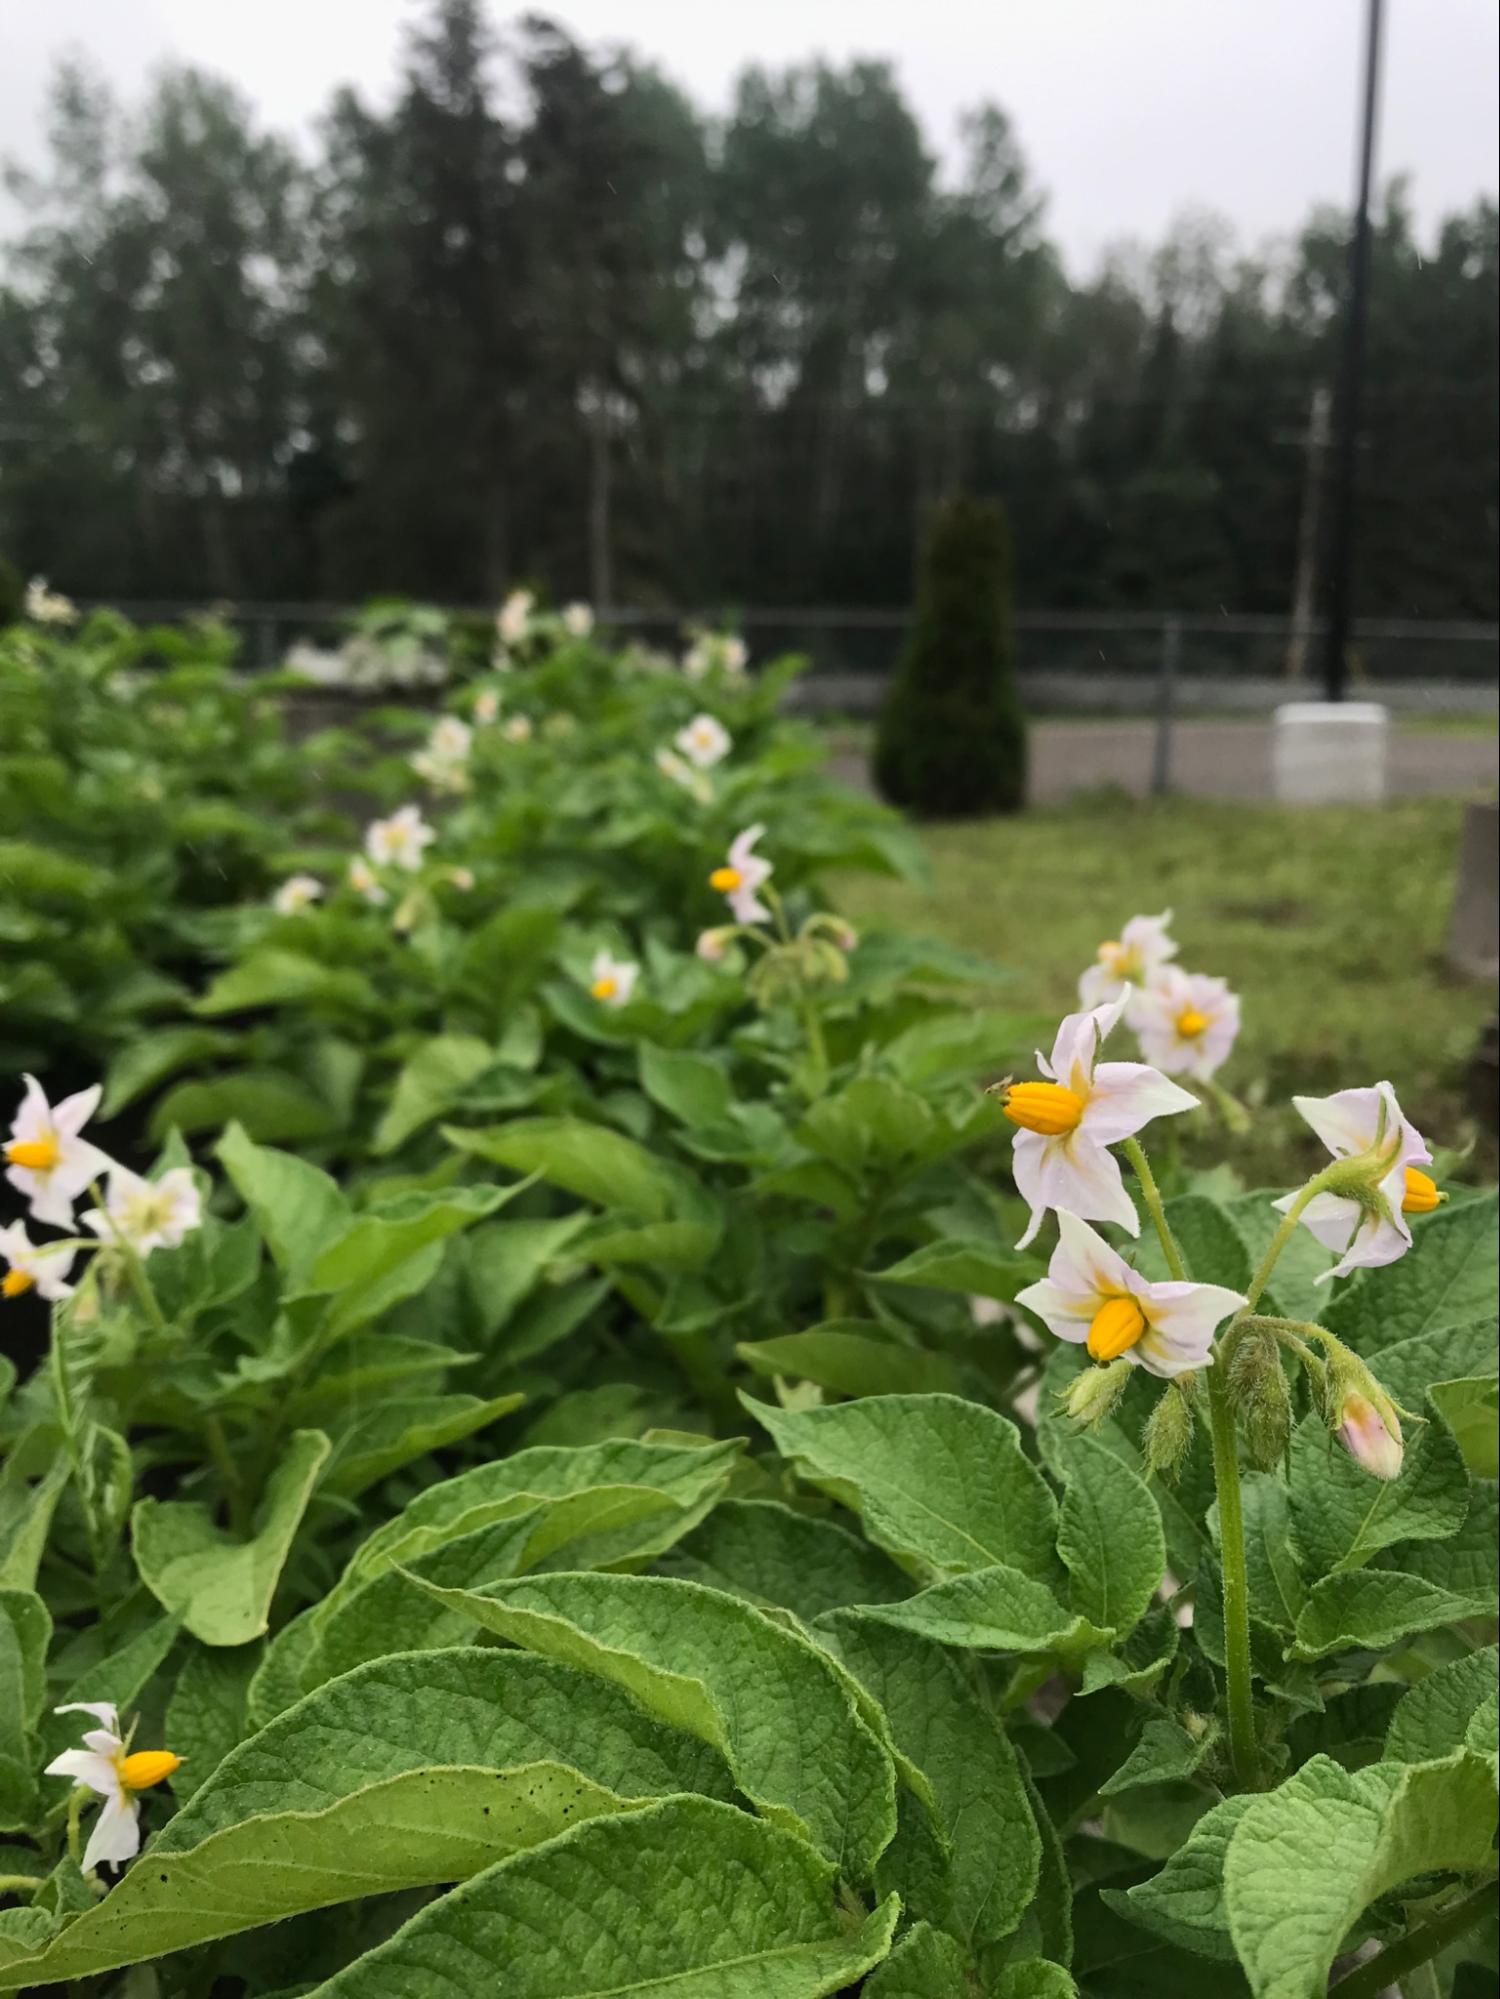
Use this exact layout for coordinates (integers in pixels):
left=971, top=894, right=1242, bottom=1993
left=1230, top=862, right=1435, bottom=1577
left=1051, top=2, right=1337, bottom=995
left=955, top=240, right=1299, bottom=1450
left=4, top=0, right=1497, bottom=272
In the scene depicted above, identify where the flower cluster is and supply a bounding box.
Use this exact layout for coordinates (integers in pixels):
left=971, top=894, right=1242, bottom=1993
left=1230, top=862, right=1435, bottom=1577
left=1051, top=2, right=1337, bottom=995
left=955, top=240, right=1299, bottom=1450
left=1079, top=911, right=1240, bottom=1084
left=271, top=804, right=441, bottom=925
left=3, top=1077, right=202, bottom=1310
left=1003, top=960, right=1444, bottom=1482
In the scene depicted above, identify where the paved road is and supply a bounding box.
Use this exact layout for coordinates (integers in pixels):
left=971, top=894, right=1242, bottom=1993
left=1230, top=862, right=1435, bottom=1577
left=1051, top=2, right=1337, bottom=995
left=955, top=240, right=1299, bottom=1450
left=830, top=720, right=1497, bottom=803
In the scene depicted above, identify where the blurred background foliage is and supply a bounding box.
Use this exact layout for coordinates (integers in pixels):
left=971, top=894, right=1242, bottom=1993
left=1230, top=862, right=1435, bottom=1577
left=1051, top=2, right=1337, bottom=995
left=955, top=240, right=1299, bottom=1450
left=1, top=0, right=1495, bottom=618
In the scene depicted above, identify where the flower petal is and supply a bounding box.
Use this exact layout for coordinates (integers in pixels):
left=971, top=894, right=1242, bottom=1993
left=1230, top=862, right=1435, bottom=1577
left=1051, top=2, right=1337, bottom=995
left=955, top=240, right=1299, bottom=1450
left=44, top=1749, right=120, bottom=1794
left=81, top=1791, right=141, bottom=1875
left=1014, top=1129, right=1139, bottom=1245
left=1291, top=1085, right=1392, bottom=1161
left=1047, top=991, right=1131, bottom=1092
left=51, top=1083, right=103, bottom=1137
left=1136, top=1281, right=1246, bottom=1378
left=55, top=1700, right=120, bottom=1733
left=1083, top=1062, right=1199, bottom=1143
left=1052, top=1210, right=1132, bottom=1301
left=1013, top=1277, right=1093, bottom=1344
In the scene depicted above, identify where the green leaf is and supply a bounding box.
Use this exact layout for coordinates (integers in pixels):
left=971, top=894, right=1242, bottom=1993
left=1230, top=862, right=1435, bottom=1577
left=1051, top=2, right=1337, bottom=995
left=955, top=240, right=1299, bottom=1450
left=406, top=1571, right=897, bottom=1880
left=216, top=1123, right=348, bottom=1281
left=1134, top=1195, right=1252, bottom=1293
left=638, top=1043, right=734, bottom=1127
left=1111, top=1792, right=1255, bottom=1962
left=1097, top=1717, right=1210, bottom=1796
left=132, top=1431, right=330, bottom=1645
left=462, top=1214, right=592, bottom=1337
left=1238, top=1474, right=1306, bottom=1633
left=737, top=1326, right=960, bottom=1398
left=165, top=1641, right=260, bottom=1801
left=151, top=1069, right=341, bottom=1144
left=661, top=1500, right=910, bottom=1624
left=1287, top=1406, right=1472, bottom=1579
left=373, top=1034, right=495, bottom=1153
left=321, top=1393, right=525, bottom=1498
left=1219, top=1193, right=1333, bottom=1318
left=306, top=1797, right=900, bottom=1999
left=745, top=1392, right=1059, bottom=1583
left=0, top=1591, right=50, bottom=1830
left=861, top=1922, right=971, bottom=1997
left=194, top=948, right=378, bottom=1016
left=1053, top=1430, right=1164, bottom=1638
left=1324, top=1194, right=1499, bottom=1352
left=1223, top=1750, right=1499, bottom=1999
left=1385, top=1646, right=1500, bottom=1765
left=99, top=1027, right=236, bottom=1117
left=825, top=1613, right=1040, bottom=1946
left=334, top=1436, right=742, bottom=1605
left=868, top=1238, right=1035, bottom=1303
left=799, top=1075, right=938, bottom=1176
left=1296, top=1551, right=1500, bottom=1663
left=1290, top=1566, right=1493, bottom=1660
left=988, top=1960, right=1078, bottom=1999
left=846, top=1567, right=1110, bottom=1659
left=444, top=1116, right=689, bottom=1221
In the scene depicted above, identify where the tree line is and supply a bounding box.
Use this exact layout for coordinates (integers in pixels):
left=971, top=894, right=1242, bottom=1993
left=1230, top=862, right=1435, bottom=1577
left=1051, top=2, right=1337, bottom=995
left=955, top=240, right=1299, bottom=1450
left=1, top=0, right=1495, bottom=619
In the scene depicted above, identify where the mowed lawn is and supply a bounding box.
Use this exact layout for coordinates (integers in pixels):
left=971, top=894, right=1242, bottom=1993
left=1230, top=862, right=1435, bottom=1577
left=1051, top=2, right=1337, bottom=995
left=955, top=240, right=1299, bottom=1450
left=843, top=792, right=1498, bottom=1187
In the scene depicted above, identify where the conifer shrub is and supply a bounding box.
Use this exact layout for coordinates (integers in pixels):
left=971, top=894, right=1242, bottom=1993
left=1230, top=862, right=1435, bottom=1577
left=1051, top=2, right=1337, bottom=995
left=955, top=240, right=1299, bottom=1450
left=874, top=494, right=1028, bottom=816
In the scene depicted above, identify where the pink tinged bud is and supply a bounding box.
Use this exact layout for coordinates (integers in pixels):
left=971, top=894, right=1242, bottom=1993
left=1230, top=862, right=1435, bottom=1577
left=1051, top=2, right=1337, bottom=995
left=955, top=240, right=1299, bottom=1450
left=1338, top=1390, right=1404, bottom=1480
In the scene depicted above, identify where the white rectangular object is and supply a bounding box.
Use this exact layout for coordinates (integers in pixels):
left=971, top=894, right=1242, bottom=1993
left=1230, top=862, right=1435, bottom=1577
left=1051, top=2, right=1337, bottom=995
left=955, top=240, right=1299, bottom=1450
left=1272, top=701, right=1389, bottom=804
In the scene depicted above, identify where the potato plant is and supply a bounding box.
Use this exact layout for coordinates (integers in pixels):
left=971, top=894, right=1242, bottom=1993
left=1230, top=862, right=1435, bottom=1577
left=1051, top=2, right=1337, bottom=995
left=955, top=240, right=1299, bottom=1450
left=1, top=594, right=1495, bottom=1997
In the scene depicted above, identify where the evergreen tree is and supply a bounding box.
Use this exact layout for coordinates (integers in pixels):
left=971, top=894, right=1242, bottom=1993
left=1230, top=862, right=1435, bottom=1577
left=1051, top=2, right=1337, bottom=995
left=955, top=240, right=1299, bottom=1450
left=874, top=496, right=1027, bottom=818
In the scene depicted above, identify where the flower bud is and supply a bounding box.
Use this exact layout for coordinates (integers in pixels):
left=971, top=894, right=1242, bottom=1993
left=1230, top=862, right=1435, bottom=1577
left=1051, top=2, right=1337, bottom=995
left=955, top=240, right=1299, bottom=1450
left=1335, top=1388, right=1404, bottom=1480
left=1060, top=1356, right=1133, bottom=1429
left=1227, top=1326, right=1292, bottom=1471
left=1142, top=1379, right=1196, bottom=1483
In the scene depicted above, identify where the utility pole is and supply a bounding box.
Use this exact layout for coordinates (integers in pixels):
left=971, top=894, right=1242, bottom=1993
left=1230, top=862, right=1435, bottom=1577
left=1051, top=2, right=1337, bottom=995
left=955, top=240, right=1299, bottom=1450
left=1286, top=384, right=1332, bottom=679
left=1321, top=0, right=1385, bottom=701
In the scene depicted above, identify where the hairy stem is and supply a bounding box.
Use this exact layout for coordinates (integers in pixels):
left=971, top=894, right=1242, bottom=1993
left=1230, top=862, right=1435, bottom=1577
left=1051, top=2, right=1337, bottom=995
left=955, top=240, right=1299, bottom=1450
left=1121, top=1136, right=1187, bottom=1279
left=1331, top=1877, right=1498, bottom=1999
left=1205, top=1362, right=1259, bottom=1788
left=1124, top=1135, right=1258, bottom=1788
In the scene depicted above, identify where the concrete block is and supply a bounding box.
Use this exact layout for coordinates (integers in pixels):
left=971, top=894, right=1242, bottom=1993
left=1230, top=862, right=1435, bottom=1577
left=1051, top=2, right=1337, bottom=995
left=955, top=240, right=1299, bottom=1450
left=1446, top=800, right=1499, bottom=980
left=1272, top=701, right=1389, bottom=804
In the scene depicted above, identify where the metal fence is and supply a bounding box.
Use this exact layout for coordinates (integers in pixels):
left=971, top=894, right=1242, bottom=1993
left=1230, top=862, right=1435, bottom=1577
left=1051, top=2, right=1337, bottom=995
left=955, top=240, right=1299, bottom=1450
left=79, top=600, right=1498, bottom=715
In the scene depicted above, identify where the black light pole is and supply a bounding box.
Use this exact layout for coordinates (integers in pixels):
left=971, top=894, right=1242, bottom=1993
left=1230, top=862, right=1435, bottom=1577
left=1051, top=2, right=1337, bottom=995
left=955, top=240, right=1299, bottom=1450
left=1321, top=0, right=1386, bottom=701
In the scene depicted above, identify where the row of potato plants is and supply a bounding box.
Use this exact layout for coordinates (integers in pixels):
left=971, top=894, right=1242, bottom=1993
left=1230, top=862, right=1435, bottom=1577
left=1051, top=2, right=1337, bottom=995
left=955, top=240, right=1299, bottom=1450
left=0, top=591, right=1495, bottom=1997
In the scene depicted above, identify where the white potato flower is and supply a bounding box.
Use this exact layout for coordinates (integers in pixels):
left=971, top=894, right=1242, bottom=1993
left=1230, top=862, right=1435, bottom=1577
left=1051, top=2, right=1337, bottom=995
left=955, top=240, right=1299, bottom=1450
left=45, top=1702, right=182, bottom=1875
left=675, top=714, right=732, bottom=770
left=1017, top=1211, right=1246, bottom=1378
left=365, top=805, right=436, bottom=872
left=588, top=950, right=639, bottom=1007
left=83, top=1166, right=202, bottom=1258
left=474, top=687, right=501, bottom=724
left=25, top=577, right=78, bottom=625
left=682, top=630, right=749, bottom=681
left=0, top=1220, right=78, bottom=1302
left=1276, top=1082, right=1438, bottom=1282
left=654, top=747, right=712, bottom=803
left=709, top=825, right=773, bottom=925
left=497, top=589, right=535, bottom=648
left=1000, top=990, right=1199, bottom=1249
left=272, top=874, right=323, bottom=915
left=562, top=603, right=594, bottom=638
left=1078, top=911, right=1177, bottom=1010
left=347, top=856, right=388, bottom=905
left=1131, top=967, right=1241, bottom=1081
left=5, top=1075, right=114, bottom=1229
left=501, top=715, right=534, bottom=745
left=447, top=866, right=475, bottom=891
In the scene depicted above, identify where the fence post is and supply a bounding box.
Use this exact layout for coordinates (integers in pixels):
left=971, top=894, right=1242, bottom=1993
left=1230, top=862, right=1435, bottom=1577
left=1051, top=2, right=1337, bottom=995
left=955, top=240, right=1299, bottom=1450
left=1151, top=616, right=1181, bottom=797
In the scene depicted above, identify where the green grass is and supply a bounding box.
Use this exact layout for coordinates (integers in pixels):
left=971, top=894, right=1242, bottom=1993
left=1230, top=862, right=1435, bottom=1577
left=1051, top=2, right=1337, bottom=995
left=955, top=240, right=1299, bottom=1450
left=845, top=793, right=1498, bottom=1188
